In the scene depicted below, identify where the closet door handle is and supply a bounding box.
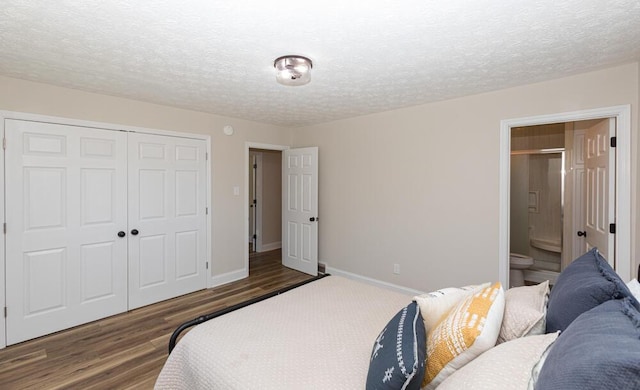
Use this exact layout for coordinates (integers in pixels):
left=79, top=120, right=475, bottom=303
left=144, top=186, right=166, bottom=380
left=577, top=231, right=586, bottom=237
left=117, top=231, right=126, bottom=238
left=131, top=229, right=139, bottom=236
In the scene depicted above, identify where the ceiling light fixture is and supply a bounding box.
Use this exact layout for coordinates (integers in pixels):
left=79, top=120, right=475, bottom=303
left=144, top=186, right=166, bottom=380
left=274, top=55, right=313, bottom=86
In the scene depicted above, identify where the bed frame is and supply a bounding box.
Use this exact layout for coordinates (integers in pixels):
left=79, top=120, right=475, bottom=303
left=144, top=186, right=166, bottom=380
left=168, top=273, right=329, bottom=353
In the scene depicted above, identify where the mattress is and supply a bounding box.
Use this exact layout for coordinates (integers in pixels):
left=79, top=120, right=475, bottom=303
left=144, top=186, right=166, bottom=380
left=155, top=275, right=413, bottom=389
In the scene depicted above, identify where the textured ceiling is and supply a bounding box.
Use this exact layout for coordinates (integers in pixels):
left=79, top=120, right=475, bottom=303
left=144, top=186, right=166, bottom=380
left=1, top=1, right=639, bottom=127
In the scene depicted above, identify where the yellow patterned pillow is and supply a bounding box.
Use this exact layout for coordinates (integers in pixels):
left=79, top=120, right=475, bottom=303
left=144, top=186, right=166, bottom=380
left=422, top=282, right=505, bottom=390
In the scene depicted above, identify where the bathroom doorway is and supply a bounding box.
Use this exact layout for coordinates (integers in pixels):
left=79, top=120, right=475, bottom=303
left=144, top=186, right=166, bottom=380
left=499, top=105, right=632, bottom=288
left=510, top=119, right=615, bottom=285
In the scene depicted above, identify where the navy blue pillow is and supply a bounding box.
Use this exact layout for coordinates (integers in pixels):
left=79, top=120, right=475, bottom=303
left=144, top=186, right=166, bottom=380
left=366, top=301, right=426, bottom=390
left=536, top=298, right=640, bottom=390
left=545, top=248, right=640, bottom=333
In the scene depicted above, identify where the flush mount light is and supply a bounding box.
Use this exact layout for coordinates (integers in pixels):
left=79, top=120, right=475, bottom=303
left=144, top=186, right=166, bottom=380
left=274, top=55, right=313, bottom=86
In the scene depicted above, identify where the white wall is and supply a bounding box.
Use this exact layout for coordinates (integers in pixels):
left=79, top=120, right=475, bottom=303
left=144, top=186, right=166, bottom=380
left=292, top=62, right=640, bottom=291
left=0, top=76, right=292, bottom=280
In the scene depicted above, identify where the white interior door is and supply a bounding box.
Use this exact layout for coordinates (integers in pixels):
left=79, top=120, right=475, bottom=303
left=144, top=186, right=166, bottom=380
left=128, top=133, right=207, bottom=309
left=282, top=147, right=318, bottom=276
left=585, top=118, right=615, bottom=265
left=5, top=120, right=128, bottom=345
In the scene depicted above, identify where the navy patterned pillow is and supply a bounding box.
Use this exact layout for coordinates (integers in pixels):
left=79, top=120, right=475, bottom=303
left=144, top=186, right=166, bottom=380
left=536, top=298, right=640, bottom=389
left=546, top=247, right=640, bottom=333
left=366, top=301, right=426, bottom=390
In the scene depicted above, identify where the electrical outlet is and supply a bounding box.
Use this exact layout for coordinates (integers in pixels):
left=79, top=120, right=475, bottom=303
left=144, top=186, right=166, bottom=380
left=393, top=263, right=400, bottom=274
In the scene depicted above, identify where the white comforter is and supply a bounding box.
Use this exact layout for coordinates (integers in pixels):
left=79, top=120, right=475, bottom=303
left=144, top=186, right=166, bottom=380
left=155, top=276, right=412, bottom=389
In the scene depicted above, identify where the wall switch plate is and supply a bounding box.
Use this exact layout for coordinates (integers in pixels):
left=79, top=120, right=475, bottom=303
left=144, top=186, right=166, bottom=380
left=393, top=264, right=400, bottom=274
left=233, top=186, right=240, bottom=196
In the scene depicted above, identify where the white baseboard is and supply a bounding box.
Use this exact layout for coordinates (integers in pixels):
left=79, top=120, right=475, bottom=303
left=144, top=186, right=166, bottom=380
left=209, top=268, right=248, bottom=288
left=259, top=241, right=281, bottom=252
left=326, top=266, right=425, bottom=296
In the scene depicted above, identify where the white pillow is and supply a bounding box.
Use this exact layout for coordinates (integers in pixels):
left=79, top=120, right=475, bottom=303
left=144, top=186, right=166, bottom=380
left=422, top=282, right=505, bottom=390
left=528, top=335, right=555, bottom=390
left=437, top=332, right=559, bottom=390
left=498, top=280, right=549, bottom=344
left=626, top=278, right=640, bottom=302
left=413, top=283, right=488, bottom=332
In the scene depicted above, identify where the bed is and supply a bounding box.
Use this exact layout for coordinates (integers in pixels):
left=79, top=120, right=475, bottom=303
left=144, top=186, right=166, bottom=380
left=156, top=253, right=640, bottom=390
left=155, top=275, right=413, bottom=389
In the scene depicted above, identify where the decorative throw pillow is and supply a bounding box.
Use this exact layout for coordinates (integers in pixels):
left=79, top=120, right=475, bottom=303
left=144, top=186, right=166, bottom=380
left=536, top=298, right=640, bottom=389
left=497, top=280, right=549, bottom=344
left=627, top=278, right=640, bottom=302
left=423, top=282, right=505, bottom=390
left=545, top=247, right=640, bottom=333
left=366, top=301, right=426, bottom=390
left=413, top=283, right=488, bottom=333
left=437, top=332, right=559, bottom=390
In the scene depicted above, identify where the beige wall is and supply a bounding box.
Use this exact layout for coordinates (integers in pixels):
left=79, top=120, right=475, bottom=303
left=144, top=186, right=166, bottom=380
left=292, top=62, right=639, bottom=291
left=260, top=150, right=283, bottom=247
left=511, top=123, right=565, bottom=150
left=1, top=62, right=638, bottom=290
left=0, top=76, right=292, bottom=278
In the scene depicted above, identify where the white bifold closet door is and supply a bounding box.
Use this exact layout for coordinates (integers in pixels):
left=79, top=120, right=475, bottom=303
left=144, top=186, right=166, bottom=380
left=127, top=132, right=207, bottom=309
left=5, top=121, right=207, bottom=345
left=5, top=120, right=128, bottom=345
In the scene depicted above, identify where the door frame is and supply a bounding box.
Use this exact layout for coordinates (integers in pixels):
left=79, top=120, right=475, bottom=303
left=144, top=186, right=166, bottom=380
left=249, top=153, right=258, bottom=250
left=0, top=110, right=213, bottom=348
left=244, top=142, right=289, bottom=274
left=499, top=105, right=632, bottom=287
left=249, top=151, right=264, bottom=252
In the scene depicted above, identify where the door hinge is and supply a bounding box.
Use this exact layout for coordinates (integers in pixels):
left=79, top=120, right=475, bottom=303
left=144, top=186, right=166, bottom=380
left=610, top=223, right=616, bottom=234
left=206, top=152, right=209, bottom=160
left=205, top=207, right=209, bottom=215
left=610, top=136, right=617, bottom=148
left=206, top=262, right=209, bottom=270
left=4, top=307, right=6, bottom=318
left=2, top=137, right=6, bottom=150
left=253, top=199, right=256, bottom=204
left=253, top=163, right=257, bottom=169
left=253, top=234, right=257, bottom=239
left=3, top=223, right=5, bottom=234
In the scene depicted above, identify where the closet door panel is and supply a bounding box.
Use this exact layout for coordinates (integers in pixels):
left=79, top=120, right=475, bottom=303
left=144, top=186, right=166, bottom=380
left=128, top=133, right=207, bottom=309
left=5, top=120, right=127, bottom=345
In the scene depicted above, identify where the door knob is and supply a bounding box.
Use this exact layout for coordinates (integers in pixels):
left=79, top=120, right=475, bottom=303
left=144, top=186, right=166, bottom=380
left=577, top=231, right=587, bottom=237
left=131, top=229, right=139, bottom=235
left=117, top=231, right=126, bottom=238
left=309, top=217, right=318, bottom=222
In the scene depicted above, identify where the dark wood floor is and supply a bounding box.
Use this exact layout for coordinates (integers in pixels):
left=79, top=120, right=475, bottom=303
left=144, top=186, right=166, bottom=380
left=0, top=249, right=312, bottom=389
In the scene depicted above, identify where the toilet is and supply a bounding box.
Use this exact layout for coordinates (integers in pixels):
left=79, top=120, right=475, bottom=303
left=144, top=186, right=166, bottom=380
left=509, top=253, right=534, bottom=288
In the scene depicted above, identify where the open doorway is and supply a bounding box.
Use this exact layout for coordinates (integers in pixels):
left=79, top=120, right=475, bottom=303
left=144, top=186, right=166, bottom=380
left=244, top=142, right=288, bottom=277
left=509, top=118, right=614, bottom=287
left=244, top=143, right=320, bottom=278
left=249, top=148, right=283, bottom=253
left=499, top=105, right=632, bottom=288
